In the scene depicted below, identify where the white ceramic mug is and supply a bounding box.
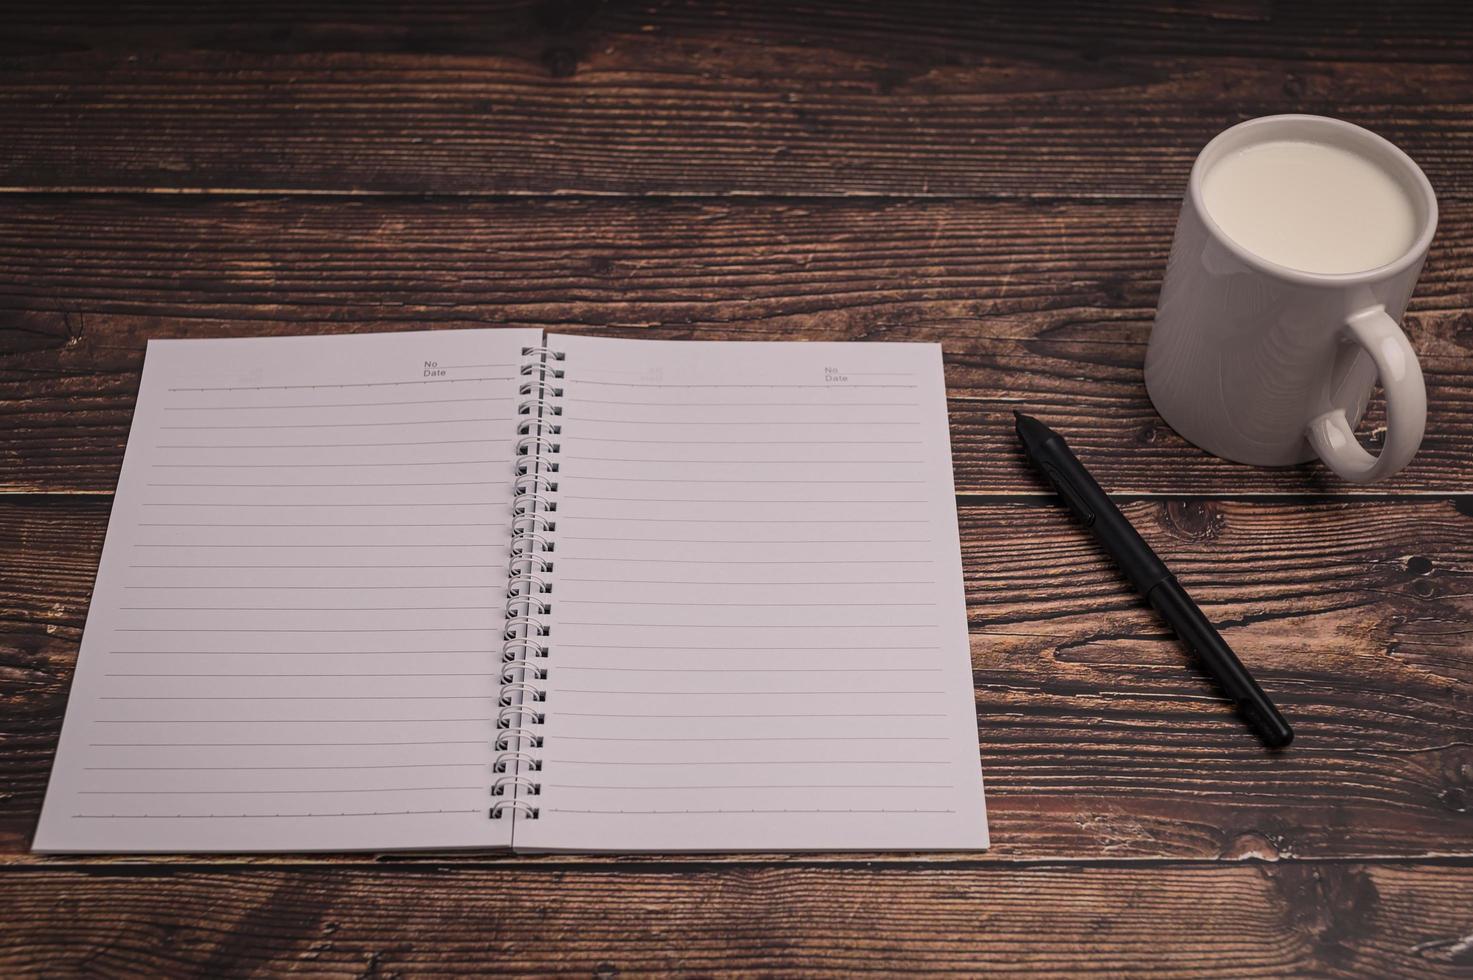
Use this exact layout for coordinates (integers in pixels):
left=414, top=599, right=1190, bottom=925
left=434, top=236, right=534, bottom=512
left=1145, top=114, right=1437, bottom=483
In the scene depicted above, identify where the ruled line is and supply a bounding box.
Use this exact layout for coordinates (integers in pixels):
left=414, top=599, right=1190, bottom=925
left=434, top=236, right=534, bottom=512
left=160, top=418, right=502, bottom=430
left=558, top=623, right=939, bottom=630
left=436, top=363, right=516, bottom=370
left=123, top=585, right=499, bottom=591
left=556, top=557, right=934, bottom=565
left=556, top=666, right=940, bottom=673
left=79, top=787, right=480, bottom=795
left=95, top=718, right=495, bottom=724
left=132, top=544, right=492, bottom=549
left=110, top=650, right=490, bottom=656
left=564, top=477, right=926, bottom=484
left=551, top=735, right=949, bottom=743
left=104, top=672, right=498, bottom=678
left=140, top=503, right=506, bottom=509
left=547, top=759, right=947, bottom=766
left=557, top=712, right=945, bottom=719
left=136, top=523, right=505, bottom=529
left=562, top=419, right=922, bottom=427
left=114, top=628, right=498, bottom=633
left=555, top=690, right=944, bottom=696
left=557, top=579, right=936, bottom=586
left=73, top=810, right=481, bottom=819
left=84, top=763, right=483, bottom=770
left=98, top=696, right=492, bottom=701
left=557, top=536, right=930, bottom=545
left=542, top=808, right=955, bottom=815
left=128, top=564, right=502, bottom=569
left=150, top=460, right=501, bottom=469
left=158, top=440, right=498, bottom=449
left=561, top=399, right=920, bottom=407
left=89, top=740, right=487, bottom=747
left=569, top=381, right=918, bottom=389
left=556, top=518, right=926, bottom=525
left=559, top=456, right=923, bottom=465
left=145, top=481, right=503, bottom=488
left=560, top=495, right=925, bottom=504
left=556, top=645, right=940, bottom=651
left=167, top=377, right=514, bottom=391
left=119, top=606, right=490, bottom=612
left=164, top=397, right=511, bottom=411
left=568, top=438, right=923, bottom=446
left=557, top=600, right=936, bottom=608
left=551, top=784, right=951, bottom=791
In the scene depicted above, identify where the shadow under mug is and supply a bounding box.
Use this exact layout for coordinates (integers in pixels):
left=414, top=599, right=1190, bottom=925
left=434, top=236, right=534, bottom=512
left=1145, top=114, right=1437, bottom=484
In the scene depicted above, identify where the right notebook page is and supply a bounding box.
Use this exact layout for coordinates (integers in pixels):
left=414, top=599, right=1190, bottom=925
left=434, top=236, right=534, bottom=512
left=518, top=335, right=987, bottom=851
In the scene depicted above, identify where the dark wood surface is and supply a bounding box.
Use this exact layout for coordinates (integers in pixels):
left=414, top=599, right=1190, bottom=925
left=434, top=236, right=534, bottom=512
left=3, top=197, right=1473, bottom=497
left=4, top=864, right=1473, bottom=975
left=3, top=1, right=1472, bottom=975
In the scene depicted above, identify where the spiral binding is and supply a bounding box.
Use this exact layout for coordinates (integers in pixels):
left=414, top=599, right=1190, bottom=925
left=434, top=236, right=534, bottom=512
left=491, top=344, right=564, bottom=822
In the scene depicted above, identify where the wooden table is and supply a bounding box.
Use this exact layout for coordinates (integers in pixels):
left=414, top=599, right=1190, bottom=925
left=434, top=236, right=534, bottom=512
left=3, top=2, right=1472, bottom=974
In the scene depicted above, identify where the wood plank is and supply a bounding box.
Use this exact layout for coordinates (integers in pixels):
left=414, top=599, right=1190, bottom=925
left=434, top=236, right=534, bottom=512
left=4, top=2, right=1473, bottom=196
left=4, top=494, right=1469, bottom=862
left=3, top=862, right=1472, bottom=974
left=2, top=196, right=1471, bottom=495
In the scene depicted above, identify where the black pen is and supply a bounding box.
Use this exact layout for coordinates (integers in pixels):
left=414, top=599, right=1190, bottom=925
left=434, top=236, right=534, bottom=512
left=1014, top=411, right=1294, bottom=749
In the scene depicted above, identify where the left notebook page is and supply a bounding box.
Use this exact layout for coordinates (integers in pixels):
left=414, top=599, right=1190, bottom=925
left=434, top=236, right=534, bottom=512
left=34, top=328, right=541, bottom=852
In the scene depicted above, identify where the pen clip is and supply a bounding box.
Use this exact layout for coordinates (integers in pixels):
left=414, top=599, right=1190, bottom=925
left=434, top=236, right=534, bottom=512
left=1041, top=461, right=1095, bottom=527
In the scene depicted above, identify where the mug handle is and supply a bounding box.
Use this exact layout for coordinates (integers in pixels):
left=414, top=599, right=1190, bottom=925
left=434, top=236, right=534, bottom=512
left=1304, top=306, right=1425, bottom=484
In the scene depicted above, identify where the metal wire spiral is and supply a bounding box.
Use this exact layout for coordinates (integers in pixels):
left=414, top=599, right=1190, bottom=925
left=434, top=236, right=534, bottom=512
left=491, top=345, right=563, bottom=821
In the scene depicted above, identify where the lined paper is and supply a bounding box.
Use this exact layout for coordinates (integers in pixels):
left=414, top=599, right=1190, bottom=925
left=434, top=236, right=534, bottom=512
left=34, top=328, right=539, bottom=852
left=38, top=328, right=988, bottom=854
left=516, top=335, right=987, bottom=851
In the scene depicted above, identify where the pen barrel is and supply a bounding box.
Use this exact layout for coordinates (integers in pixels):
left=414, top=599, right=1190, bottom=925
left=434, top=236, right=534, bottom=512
left=1035, top=447, right=1171, bottom=595
left=1021, top=420, right=1293, bottom=749
left=1147, top=579, right=1295, bottom=749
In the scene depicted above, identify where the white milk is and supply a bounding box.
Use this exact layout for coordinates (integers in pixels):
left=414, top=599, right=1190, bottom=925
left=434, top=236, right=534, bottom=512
left=1201, top=139, right=1418, bottom=274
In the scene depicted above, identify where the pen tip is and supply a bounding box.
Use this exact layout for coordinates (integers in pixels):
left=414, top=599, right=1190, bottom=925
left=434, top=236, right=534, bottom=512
left=1013, top=411, right=1056, bottom=451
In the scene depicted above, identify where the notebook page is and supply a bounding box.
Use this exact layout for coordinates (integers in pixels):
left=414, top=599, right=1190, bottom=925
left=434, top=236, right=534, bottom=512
left=34, top=328, right=540, bottom=852
left=517, top=335, right=987, bottom=852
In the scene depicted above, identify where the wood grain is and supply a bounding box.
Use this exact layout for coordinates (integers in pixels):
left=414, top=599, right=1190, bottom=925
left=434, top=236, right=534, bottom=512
left=3, top=862, right=1472, bottom=975
left=3, top=2, right=1473, bottom=197
left=5, top=494, right=1469, bottom=862
left=3, top=196, right=1472, bottom=495
left=4, top=1, right=1472, bottom=966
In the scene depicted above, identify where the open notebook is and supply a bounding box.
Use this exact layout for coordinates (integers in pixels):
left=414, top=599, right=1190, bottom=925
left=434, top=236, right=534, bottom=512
left=34, top=329, right=987, bottom=853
